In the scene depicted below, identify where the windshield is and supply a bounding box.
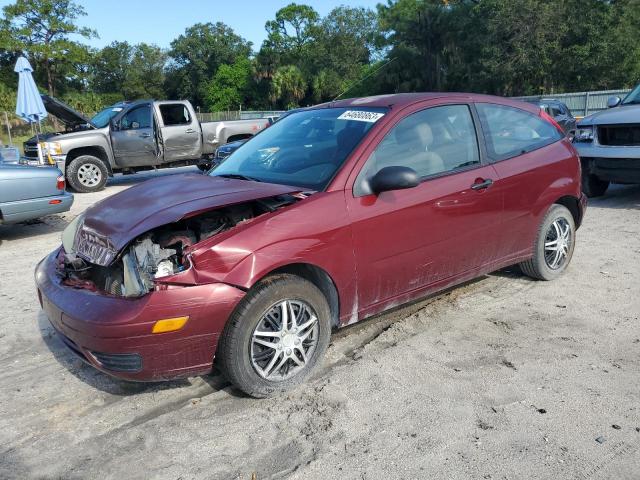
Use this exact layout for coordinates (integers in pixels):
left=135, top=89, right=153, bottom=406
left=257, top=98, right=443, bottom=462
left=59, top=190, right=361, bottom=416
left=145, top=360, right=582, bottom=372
left=210, top=107, right=387, bottom=190
left=91, top=106, right=125, bottom=128
left=622, top=85, right=640, bottom=105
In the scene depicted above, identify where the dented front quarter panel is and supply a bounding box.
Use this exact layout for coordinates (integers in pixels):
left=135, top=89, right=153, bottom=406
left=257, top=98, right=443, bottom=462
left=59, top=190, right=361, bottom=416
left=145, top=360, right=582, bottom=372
left=187, top=191, right=359, bottom=325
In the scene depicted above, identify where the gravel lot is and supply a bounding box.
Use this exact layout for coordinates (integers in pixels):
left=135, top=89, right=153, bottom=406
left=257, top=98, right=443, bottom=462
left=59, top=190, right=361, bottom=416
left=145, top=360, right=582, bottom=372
left=1, top=167, right=639, bottom=480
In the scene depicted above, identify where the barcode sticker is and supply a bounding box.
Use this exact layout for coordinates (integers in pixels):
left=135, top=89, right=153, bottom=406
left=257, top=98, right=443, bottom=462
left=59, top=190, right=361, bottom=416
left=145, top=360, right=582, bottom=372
left=337, top=110, right=385, bottom=123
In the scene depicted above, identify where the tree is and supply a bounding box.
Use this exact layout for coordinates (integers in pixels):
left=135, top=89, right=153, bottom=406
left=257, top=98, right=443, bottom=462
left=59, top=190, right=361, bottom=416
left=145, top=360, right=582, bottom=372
left=90, top=41, right=166, bottom=99
left=166, top=22, right=252, bottom=107
left=0, top=0, right=97, bottom=96
left=204, top=57, right=252, bottom=111
left=265, top=3, right=319, bottom=55
left=90, top=41, right=132, bottom=95
left=270, top=65, right=306, bottom=108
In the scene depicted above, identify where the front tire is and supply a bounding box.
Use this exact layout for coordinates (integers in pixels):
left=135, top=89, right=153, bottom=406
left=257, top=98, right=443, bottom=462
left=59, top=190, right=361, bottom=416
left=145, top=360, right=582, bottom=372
left=67, top=155, right=108, bottom=193
left=582, top=172, right=609, bottom=198
left=520, top=204, right=576, bottom=281
left=217, top=274, right=332, bottom=398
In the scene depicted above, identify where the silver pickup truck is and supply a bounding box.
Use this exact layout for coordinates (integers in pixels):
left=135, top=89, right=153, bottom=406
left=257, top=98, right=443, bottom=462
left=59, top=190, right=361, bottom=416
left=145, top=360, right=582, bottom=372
left=25, top=96, right=270, bottom=192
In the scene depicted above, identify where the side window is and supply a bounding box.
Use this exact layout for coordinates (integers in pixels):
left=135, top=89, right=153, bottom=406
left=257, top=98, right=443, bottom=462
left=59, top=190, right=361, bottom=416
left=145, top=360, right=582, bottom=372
left=120, top=105, right=151, bottom=130
left=550, top=105, right=563, bottom=117
left=160, top=104, right=192, bottom=126
left=354, top=105, right=480, bottom=196
left=476, top=103, right=563, bottom=161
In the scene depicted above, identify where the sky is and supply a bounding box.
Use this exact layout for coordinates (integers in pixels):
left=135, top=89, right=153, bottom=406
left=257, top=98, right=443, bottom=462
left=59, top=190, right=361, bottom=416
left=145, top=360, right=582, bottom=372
left=0, top=0, right=382, bottom=51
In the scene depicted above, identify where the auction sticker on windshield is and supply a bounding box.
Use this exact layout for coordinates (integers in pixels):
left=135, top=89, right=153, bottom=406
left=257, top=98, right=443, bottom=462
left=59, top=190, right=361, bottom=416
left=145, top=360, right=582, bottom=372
left=337, top=110, right=385, bottom=123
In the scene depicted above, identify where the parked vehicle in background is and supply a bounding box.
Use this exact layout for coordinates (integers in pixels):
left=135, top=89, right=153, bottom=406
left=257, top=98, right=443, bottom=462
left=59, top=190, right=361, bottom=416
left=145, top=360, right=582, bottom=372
left=0, top=165, right=73, bottom=224
left=573, top=85, right=640, bottom=197
left=212, top=138, right=247, bottom=165
left=25, top=96, right=270, bottom=193
left=209, top=109, right=300, bottom=168
left=36, top=93, right=585, bottom=397
left=527, top=99, right=576, bottom=138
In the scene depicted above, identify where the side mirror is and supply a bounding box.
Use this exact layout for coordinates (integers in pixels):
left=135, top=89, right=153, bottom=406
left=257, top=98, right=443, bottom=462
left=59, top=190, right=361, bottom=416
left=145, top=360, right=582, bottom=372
left=607, top=96, right=621, bottom=108
left=369, top=166, right=420, bottom=195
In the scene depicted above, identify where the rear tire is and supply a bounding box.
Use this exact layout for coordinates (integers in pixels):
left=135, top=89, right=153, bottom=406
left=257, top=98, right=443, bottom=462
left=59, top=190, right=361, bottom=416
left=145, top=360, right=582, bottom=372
left=520, top=204, right=575, bottom=281
left=67, top=155, right=108, bottom=193
left=582, top=172, right=609, bottom=198
left=217, top=274, right=331, bottom=398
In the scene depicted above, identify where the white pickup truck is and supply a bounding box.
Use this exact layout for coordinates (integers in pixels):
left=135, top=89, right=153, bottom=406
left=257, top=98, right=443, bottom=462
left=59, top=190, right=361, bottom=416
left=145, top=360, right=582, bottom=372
left=24, top=96, right=270, bottom=192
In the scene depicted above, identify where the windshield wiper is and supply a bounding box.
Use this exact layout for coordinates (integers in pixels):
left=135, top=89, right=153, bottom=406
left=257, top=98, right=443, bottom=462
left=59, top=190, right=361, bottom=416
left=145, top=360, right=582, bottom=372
left=215, top=173, right=261, bottom=182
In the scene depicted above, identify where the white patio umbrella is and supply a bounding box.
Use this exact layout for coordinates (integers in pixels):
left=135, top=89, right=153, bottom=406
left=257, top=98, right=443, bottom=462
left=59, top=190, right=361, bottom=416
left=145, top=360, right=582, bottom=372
left=14, top=56, right=48, bottom=164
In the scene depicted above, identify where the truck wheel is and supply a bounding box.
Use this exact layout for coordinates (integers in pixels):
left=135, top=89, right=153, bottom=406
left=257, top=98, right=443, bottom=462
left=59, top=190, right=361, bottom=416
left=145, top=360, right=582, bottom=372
left=67, top=155, right=108, bottom=193
left=520, top=204, right=575, bottom=281
left=217, top=274, right=331, bottom=398
left=197, top=163, right=211, bottom=172
left=582, top=172, right=609, bottom=198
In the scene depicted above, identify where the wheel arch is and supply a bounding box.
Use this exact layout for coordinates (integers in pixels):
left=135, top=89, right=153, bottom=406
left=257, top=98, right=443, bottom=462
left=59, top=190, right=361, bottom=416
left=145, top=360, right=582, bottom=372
left=554, top=195, right=582, bottom=228
left=226, top=133, right=253, bottom=143
left=66, top=146, right=113, bottom=176
left=252, top=263, right=340, bottom=328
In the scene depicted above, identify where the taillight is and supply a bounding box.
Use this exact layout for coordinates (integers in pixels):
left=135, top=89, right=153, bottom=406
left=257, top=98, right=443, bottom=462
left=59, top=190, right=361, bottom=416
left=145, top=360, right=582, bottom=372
left=56, top=175, right=65, bottom=191
left=539, top=110, right=565, bottom=135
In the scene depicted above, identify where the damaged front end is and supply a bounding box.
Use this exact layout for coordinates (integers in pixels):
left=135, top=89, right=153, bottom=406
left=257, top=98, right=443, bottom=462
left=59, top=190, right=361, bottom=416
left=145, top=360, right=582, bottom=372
left=58, top=195, right=302, bottom=297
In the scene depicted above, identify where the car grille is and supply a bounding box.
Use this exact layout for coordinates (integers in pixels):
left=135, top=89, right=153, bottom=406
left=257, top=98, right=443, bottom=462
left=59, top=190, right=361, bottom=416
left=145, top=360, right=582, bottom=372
left=75, top=227, right=118, bottom=266
left=598, top=125, right=640, bottom=146
left=23, top=143, right=39, bottom=158
left=90, top=351, right=143, bottom=372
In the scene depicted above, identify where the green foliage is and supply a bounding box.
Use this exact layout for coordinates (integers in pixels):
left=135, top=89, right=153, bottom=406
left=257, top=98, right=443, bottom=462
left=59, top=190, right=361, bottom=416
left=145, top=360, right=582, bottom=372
left=165, top=22, right=252, bottom=108
left=270, top=65, right=306, bottom=108
left=204, top=58, right=252, bottom=111
left=2, top=0, right=640, bottom=117
left=0, top=0, right=96, bottom=95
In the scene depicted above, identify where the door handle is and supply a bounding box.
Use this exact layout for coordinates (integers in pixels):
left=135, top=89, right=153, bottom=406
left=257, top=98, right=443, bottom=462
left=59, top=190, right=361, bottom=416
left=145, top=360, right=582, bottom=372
left=471, top=178, right=493, bottom=190
left=185, top=128, right=197, bottom=134
left=139, top=132, right=151, bottom=138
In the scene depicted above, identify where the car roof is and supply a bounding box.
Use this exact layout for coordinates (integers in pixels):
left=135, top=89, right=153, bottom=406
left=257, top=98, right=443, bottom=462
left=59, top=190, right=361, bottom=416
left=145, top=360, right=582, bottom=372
left=310, top=92, right=540, bottom=113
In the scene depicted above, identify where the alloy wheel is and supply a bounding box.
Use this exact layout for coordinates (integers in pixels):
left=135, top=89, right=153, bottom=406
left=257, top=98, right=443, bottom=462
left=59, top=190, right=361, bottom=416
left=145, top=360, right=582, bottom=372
left=544, top=218, right=572, bottom=269
left=250, top=299, right=319, bottom=381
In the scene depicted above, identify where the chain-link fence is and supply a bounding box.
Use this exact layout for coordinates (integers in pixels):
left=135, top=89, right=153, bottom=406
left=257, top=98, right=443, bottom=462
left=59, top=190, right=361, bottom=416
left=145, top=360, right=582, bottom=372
left=514, top=89, right=632, bottom=117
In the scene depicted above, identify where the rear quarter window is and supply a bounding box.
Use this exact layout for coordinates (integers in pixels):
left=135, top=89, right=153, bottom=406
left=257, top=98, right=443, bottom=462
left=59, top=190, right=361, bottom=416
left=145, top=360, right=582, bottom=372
left=476, top=103, right=563, bottom=162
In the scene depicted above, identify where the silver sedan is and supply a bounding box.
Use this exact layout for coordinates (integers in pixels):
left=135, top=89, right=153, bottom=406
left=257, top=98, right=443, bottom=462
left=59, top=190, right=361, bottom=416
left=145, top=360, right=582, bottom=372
left=0, top=164, right=73, bottom=224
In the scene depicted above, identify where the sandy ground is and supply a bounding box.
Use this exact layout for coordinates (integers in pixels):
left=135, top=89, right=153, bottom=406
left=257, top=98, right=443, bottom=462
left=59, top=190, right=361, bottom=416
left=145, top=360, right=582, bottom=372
left=0, top=167, right=639, bottom=480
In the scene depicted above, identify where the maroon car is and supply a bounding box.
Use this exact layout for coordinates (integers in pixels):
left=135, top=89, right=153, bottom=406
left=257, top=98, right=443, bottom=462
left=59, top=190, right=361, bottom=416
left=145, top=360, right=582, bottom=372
left=36, top=93, right=586, bottom=397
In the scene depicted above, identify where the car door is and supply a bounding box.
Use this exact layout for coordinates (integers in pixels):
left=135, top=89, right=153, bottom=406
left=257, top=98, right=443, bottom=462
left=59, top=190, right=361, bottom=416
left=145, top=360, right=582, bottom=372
left=111, top=103, right=159, bottom=168
left=158, top=103, right=203, bottom=163
left=345, top=103, right=503, bottom=317
left=475, top=102, right=567, bottom=261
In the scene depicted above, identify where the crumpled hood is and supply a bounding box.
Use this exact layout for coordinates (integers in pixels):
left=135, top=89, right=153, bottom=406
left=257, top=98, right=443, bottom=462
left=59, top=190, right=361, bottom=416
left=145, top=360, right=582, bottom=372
left=578, top=104, right=640, bottom=126
left=82, top=173, right=300, bottom=251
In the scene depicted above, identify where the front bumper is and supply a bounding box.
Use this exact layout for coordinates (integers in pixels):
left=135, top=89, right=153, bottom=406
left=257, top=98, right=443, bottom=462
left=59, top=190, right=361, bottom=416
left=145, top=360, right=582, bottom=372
left=575, top=142, right=640, bottom=183
left=35, top=249, right=246, bottom=381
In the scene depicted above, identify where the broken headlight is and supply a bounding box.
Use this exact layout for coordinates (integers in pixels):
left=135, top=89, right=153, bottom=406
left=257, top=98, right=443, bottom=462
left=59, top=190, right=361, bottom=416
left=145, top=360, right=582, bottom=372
left=61, top=213, right=85, bottom=254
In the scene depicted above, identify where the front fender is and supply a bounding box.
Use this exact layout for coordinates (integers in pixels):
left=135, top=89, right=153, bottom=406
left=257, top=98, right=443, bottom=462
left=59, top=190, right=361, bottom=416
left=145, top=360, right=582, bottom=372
left=220, top=234, right=358, bottom=324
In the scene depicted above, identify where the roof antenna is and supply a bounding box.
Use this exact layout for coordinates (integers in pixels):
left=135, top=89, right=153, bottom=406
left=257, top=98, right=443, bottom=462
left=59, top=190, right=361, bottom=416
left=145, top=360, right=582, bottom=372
left=332, top=57, right=397, bottom=102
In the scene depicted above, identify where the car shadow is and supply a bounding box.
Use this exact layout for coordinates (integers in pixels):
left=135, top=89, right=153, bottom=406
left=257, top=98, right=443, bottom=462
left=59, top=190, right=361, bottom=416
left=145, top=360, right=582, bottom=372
left=36, top=310, right=235, bottom=397
left=0, top=214, right=70, bottom=242
left=588, top=184, right=640, bottom=210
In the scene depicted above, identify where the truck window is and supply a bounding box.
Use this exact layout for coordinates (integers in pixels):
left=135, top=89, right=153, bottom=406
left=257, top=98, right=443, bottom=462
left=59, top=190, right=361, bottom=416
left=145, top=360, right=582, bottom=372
left=160, top=104, right=192, bottom=126
left=120, top=105, right=151, bottom=130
